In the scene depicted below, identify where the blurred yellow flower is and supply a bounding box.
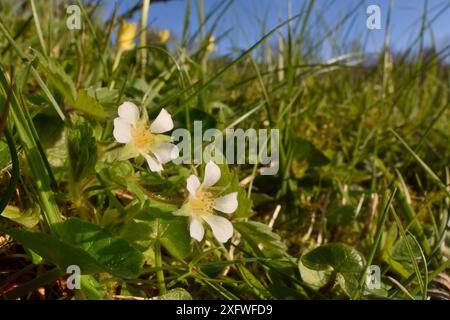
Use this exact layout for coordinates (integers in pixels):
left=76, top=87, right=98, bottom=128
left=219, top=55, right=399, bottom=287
left=117, top=20, right=137, bottom=51
left=206, top=35, right=216, bottom=53
left=157, top=29, right=170, bottom=43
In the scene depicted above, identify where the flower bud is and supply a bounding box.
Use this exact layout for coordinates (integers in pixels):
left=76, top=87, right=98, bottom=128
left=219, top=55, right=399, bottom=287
left=117, top=20, right=137, bottom=51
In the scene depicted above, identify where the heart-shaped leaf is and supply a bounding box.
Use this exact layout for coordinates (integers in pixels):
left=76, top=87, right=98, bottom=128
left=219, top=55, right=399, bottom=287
left=301, top=243, right=365, bottom=296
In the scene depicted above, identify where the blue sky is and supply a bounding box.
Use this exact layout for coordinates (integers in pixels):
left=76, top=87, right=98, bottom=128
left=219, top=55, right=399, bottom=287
left=105, top=0, right=450, bottom=61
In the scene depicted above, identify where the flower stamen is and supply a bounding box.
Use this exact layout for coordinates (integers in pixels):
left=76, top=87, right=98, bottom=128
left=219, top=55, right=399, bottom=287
left=131, top=124, right=155, bottom=152
left=189, top=190, right=214, bottom=216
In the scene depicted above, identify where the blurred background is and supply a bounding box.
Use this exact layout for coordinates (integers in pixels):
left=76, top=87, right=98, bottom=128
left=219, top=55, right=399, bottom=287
left=109, top=0, right=450, bottom=62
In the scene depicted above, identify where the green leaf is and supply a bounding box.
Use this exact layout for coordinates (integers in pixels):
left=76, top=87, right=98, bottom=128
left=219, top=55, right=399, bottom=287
left=8, top=228, right=104, bottom=274
left=234, top=221, right=287, bottom=257
left=298, top=259, right=331, bottom=290
left=24, top=248, right=43, bottom=264
left=8, top=218, right=145, bottom=278
left=34, top=115, right=67, bottom=168
left=301, top=243, right=365, bottom=297
left=73, top=89, right=108, bottom=120
left=86, top=87, right=119, bottom=114
left=105, top=143, right=139, bottom=162
left=1, top=205, right=40, bottom=228
left=60, top=218, right=145, bottom=278
left=36, top=52, right=76, bottom=104
left=155, top=288, right=192, bottom=300
left=121, top=201, right=192, bottom=260
left=237, top=264, right=273, bottom=299
left=391, top=235, right=422, bottom=274
left=79, top=275, right=105, bottom=299
left=98, top=161, right=135, bottom=187
left=67, top=117, right=97, bottom=183
left=230, top=173, right=254, bottom=218
left=127, top=182, right=147, bottom=204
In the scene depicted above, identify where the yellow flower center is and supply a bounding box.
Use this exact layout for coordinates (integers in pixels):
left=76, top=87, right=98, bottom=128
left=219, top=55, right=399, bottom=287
left=189, top=190, right=214, bottom=216
left=131, top=124, right=155, bottom=152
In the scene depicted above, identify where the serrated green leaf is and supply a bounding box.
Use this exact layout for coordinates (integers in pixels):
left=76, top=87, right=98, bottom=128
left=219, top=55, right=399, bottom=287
left=8, top=218, right=145, bottom=278
left=73, top=90, right=108, bottom=120
left=67, top=117, right=97, bottom=183
left=60, top=218, right=145, bottom=278
left=86, top=87, right=119, bottom=114
left=98, top=161, right=135, bottom=187
left=234, top=221, right=287, bottom=257
left=121, top=202, right=192, bottom=260
left=36, top=52, right=76, bottom=104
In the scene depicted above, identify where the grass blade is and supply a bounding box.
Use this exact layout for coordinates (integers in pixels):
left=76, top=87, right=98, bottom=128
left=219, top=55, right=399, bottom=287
left=391, top=129, right=450, bottom=198
left=0, top=68, right=62, bottom=235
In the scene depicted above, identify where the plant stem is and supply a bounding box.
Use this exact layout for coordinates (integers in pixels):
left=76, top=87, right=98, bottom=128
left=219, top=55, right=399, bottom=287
left=154, top=241, right=166, bottom=295
left=139, top=0, right=150, bottom=78
left=109, top=49, right=123, bottom=89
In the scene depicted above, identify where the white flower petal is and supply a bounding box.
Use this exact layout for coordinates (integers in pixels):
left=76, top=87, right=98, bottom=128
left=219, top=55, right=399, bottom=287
left=214, top=192, right=238, bottom=214
left=152, top=143, right=178, bottom=164
left=150, top=108, right=174, bottom=133
left=143, top=153, right=164, bottom=172
left=190, top=218, right=204, bottom=242
left=118, top=101, right=140, bottom=125
left=202, top=215, right=233, bottom=243
left=187, top=175, right=201, bottom=198
left=201, top=161, right=221, bottom=188
left=170, top=144, right=180, bottom=160
left=113, top=117, right=132, bottom=143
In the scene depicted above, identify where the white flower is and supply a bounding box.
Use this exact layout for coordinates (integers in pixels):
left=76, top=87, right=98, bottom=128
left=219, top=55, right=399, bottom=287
left=113, top=101, right=178, bottom=172
left=174, top=161, right=238, bottom=243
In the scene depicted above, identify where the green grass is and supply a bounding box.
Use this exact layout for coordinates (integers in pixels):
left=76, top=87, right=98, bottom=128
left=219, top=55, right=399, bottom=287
left=0, top=0, right=449, bottom=300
